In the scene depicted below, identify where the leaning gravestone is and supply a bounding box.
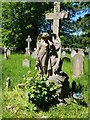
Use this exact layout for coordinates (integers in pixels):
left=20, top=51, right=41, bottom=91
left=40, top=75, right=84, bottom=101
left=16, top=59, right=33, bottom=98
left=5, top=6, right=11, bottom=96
left=22, top=59, right=30, bottom=67
left=4, top=47, right=8, bottom=59
left=6, top=77, right=11, bottom=89
left=72, top=53, right=84, bottom=77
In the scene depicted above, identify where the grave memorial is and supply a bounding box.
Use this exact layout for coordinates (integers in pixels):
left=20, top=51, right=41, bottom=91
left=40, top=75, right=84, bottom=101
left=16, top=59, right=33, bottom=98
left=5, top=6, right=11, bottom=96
left=22, top=59, right=30, bottom=67
left=72, top=52, right=84, bottom=77
left=36, top=2, right=69, bottom=100
left=25, top=35, right=32, bottom=56
left=46, top=2, right=68, bottom=36
left=4, top=47, right=8, bottom=59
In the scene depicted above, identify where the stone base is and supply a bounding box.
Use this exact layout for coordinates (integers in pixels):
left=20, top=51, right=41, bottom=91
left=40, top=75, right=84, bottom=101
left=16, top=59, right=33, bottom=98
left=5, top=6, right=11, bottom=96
left=46, top=71, right=69, bottom=99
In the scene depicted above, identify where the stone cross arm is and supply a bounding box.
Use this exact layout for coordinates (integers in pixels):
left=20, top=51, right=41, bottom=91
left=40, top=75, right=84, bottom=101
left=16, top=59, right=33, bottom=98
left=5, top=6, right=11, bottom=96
left=46, top=10, right=68, bottom=20
left=26, top=35, right=32, bottom=42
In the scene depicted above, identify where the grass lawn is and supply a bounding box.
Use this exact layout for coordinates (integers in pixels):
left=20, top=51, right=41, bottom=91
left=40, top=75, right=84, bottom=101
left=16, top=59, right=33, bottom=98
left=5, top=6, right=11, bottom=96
left=2, top=53, right=89, bottom=118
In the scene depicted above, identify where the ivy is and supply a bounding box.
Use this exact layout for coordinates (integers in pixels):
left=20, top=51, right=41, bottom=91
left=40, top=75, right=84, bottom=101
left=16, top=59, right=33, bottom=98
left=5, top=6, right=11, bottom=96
left=25, top=71, right=59, bottom=111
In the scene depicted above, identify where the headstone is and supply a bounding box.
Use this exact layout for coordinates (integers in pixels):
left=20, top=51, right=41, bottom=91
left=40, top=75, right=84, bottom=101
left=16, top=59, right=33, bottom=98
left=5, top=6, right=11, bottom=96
left=71, top=50, right=76, bottom=58
left=26, top=35, right=32, bottom=56
left=78, top=49, right=84, bottom=56
left=62, top=51, right=66, bottom=58
left=72, top=53, right=84, bottom=77
left=7, top=49, right=11, bottom=56
left=4, top=47, right=8, bottom=59
left=6, top=77, right=11, bottom=89
left=31, top=49, right=37, bottom=59
left=22, top=59, right=30, bottom=67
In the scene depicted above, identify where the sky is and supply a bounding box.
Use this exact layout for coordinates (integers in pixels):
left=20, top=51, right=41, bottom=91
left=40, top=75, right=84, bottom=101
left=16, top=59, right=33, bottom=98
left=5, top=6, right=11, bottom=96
left=71, top=8, right=90, bottom=21
left=39, top=5, right=90, bottom=36
left=70, top=8, right=90, bottom=36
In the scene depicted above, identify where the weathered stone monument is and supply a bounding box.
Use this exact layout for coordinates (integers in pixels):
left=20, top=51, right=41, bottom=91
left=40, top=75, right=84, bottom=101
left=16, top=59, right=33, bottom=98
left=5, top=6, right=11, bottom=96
left=36, top=2, right=69, bottom=101
left=4, top=46, right=8, bottom=59
left=6, top=77, right=11, bottom=89
left=72, top=52, right=84, bottom=77
left=22, top=59, right=30, bottom=67
left=25, top=35, right=32, bottom=56
left=46, top=2, right=68, bottom=36
left=78, top=49, right=84, bottom=57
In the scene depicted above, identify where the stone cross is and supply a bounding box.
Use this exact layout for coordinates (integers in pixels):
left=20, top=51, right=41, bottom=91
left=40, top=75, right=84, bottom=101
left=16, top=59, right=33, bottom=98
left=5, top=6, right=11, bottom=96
left=46, top=2, right=68, bottom=36
left=26, top=35, right=32, bottom=52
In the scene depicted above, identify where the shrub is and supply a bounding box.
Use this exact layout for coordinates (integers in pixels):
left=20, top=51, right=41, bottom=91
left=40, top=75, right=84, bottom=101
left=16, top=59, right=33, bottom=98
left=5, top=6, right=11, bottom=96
left=25, top=71, right=59, bottom=110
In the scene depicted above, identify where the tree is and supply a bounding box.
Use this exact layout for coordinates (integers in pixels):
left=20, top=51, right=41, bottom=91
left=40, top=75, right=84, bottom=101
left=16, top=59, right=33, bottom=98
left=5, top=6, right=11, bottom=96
left=60, top=2, right=90, bottom=48
left=1, top=2, right=90, bottom=50
left=1, top=2, right=53, bottom=51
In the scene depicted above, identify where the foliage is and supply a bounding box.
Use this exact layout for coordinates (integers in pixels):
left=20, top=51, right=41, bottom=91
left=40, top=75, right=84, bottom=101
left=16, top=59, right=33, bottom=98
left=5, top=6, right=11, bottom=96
left=25, top=71, right=59, bottom=110
left=2, top=53, right=89, bottom=118
left=2, top=53, right=36, bottom=89
left=1, top=2, right=53, bottom=51
left=1, top=2, right=90, bottom=50
left=61, top=2, right=90, bottom=48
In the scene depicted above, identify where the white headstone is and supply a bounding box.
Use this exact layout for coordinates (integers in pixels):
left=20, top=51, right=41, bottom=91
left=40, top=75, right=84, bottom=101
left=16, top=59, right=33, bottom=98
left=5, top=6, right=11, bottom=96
left=6, top=77, right=10, bottom=89
left=4, top=47, right=8, bottom=59
left=71, top=50, right=76, bottom=58
left=72, top=53, right=84, bottom=77
left=62, top=51, right=66, bottom=58
left=22, top=59, right=30, bottom=67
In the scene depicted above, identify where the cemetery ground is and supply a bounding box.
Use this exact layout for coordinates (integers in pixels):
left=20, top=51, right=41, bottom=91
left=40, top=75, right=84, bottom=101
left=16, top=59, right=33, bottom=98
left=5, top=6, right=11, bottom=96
left=2, top=53, right=88, bottom=118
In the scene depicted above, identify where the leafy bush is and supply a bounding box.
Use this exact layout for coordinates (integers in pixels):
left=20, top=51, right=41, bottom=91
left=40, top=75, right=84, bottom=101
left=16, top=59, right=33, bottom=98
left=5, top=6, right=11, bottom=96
left=25, top=71, right=59, bottom=110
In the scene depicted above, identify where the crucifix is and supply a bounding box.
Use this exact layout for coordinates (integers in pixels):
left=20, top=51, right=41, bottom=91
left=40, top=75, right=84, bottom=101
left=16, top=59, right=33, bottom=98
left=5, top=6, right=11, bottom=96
left=26, top=35, right=32, bottom=56
left=26, top=35, right=32, bottom=51
left=46, top=2, right=68, bottom=36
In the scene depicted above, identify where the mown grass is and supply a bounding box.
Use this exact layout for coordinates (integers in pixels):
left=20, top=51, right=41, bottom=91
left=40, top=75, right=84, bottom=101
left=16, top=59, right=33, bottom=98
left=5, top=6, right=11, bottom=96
left=2, top=53, right=36, bottom=89
left=2, top=53, right=89, bottom=118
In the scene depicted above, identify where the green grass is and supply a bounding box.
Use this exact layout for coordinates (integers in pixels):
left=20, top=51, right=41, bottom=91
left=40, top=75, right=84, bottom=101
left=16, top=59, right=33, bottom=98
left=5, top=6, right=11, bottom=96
left=2, top=53, right=36, bottom=89
left=2, top=53, right=89, bottom=118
